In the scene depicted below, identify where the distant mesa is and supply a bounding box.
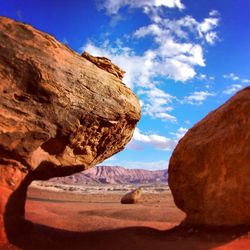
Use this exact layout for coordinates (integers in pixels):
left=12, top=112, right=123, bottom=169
left=121, top=188, right=142, bottom=204
left=50, top=165, right=167, bottom=185
left=169, top=87, right=250, bottom=226
left=0, top=16, right=140, bottom=244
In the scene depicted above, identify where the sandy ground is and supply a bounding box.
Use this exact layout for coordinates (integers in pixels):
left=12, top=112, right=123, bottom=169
left=2, top=183, right=250, bottom=250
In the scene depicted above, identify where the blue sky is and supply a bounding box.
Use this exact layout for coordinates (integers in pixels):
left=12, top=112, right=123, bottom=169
left=1, top=0, right=250, bottom=170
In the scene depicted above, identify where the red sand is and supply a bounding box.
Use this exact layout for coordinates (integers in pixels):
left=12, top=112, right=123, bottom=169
left=2, top=187, right=250, bottom=250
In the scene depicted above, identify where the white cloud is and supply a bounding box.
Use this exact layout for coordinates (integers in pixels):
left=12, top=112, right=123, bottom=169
left=209, top=10, right=219, bottom=16
left=135, top=11, right=220, bottom=45
left=83, top=41, right=152, bottom=88
left=82, top=37, right=205, bottom=87
left=99, top=0, right=185, bottom=15
left=223, top=74, right=250, bottom=85
left=242, top=79, right=250, bottom=84
left=223, top=84, right=243, bottom=95
left=223, top=73, right=240, bottom=81
left=154, top=112, right=177, bottom=122
left=84, top=7, right=220, bottom=87
left=198, top=14, right=219, bottom=44
left=83, top=3, right=220, bottom=123
left=198, top=74, right=207, bottom=79
left=171, top=127, right=188, bottom=140
left=127, top=128, right=177, bottom=151
left=183, top=91, right=215, bottom=105
left=205, top=32, right=218, bottom=45
left=132, top=12, right=220, bottom=81
left=138, top=87, right=177, bottom=122
left=196, top=74, right=215, bottom=90
left=127, top=126, right=190, bottom=152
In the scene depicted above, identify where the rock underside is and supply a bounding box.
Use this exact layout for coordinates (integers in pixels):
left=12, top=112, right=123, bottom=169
left=168, top=87, right=250, bottom=226
left=0, top=16, right=140, bottom=244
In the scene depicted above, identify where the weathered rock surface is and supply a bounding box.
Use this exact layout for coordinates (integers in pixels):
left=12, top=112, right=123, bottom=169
left=82, top=51, right=125, bottom=80
left=0, top=16, right=140, bottom=243
left=121, top=188, right=142, bottom=204
left=168, top=87, right=250, bottom=226
left=51, top=165, right=167, bottom=185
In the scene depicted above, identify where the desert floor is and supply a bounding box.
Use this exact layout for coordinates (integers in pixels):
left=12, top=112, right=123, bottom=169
left=3, top=182, right=250, bottom=250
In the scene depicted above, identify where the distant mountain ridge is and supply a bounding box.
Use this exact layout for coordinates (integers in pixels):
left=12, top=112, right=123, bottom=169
left=50, top=166, right=167, bottom=185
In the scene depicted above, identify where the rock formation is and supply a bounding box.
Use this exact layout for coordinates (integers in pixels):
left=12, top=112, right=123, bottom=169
left=82, top=51, right=125, bottom=80
left=121, top=188, right=142, bottom=204
left=0, top=16, right=140, bottom=244
left=168, top=87, right=250, bottom=226
left=51, top=165, right=167, bottom=185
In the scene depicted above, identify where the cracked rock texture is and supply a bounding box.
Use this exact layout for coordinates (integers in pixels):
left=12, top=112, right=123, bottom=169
left=168, top=87, right=250, bottom=226
left=82, top=51, right=125, bottom=80
left=0, top=16, right=140, bottom=244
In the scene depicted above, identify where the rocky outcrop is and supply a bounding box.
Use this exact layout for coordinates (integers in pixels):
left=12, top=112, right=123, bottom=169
left=168, top=87, right=250, bottom=226
left=121, top=188, right=142, bottom=204
left=0, top=17, right=140, bottom=243
left=82, top=51, right=125, bottom=80
left=51, top=165, right=167, bottom=185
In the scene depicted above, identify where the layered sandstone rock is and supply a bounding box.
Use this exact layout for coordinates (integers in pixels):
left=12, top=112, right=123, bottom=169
left=0, top=16, right=140, bottom=243
left=121, top=188, right=142, bottom=204
left=82, top=51, right=125, bottom=80
left=168, top=87, right=250, bottom=226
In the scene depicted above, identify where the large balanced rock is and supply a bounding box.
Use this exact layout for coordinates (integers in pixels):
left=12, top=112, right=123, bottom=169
left=0, top=16, right=140, bottom=243
left=168, top=87, right=250, bottom=226
left=121, top=188, right=142, bottom=204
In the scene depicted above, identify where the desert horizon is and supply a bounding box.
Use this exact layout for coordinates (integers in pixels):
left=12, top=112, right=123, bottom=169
left=5, top=177, right=247, bottom=250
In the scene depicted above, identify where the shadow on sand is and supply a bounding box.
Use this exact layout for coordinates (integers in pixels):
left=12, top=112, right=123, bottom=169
left=5, top=221, right=250, bottom=250
left=3, top=171, right=250, bottom=250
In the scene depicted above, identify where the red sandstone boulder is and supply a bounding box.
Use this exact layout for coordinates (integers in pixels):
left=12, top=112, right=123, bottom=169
left=168, top=87, right=250, bottom=226
left=121, top=188, right=142, bottom=204
left=0, top=16, right=140, bottom=244
left=82, top=51, right=125, bottom=80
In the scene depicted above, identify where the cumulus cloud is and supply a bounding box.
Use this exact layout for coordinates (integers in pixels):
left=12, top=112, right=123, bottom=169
left=127, top=128, right=177, bottom=151
left=84, top=6, right=220, bottom=87
left=132, top=11, right=219, bottom=81
left=134, top=10, right=219, bottom=45
left=82, top=41, right=179, bottom=122
left=82, top=38, right=204, bottom=87
left=223, top=84, right=243, bottom=95
left=84, top=3, right=220, bottom=122
left=83, top=41, right=155, bottom=88
left=138, top=87, right=177, bottom=122
left=127, top=126, right=189, bottom=152
left=183, top=91, right=215, bottom=105
left=99, top=0, right=185, bottom=15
